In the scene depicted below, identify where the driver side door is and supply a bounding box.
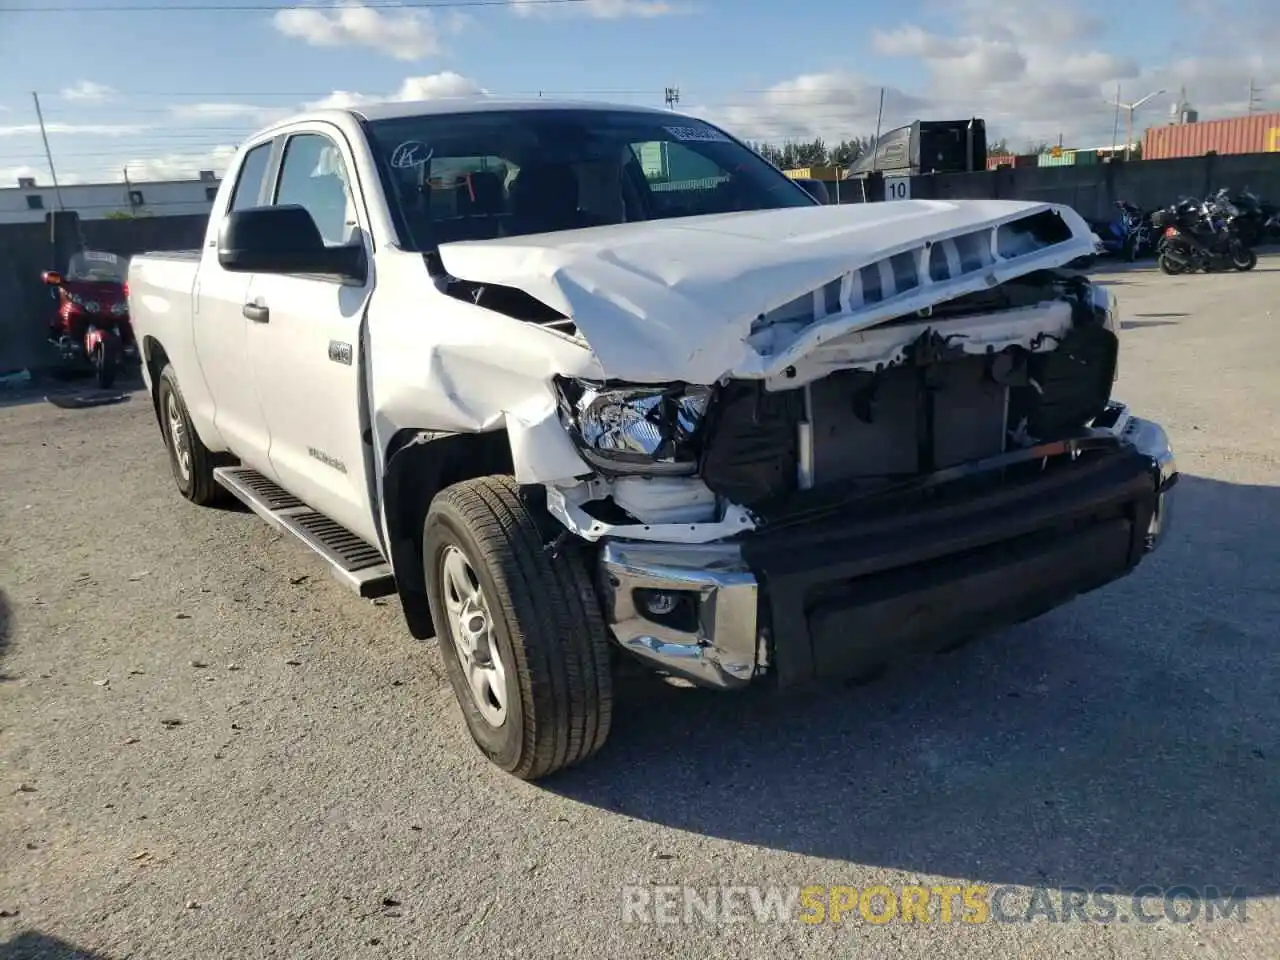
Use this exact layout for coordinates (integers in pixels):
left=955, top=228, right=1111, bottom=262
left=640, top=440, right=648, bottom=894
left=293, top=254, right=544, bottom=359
left=244, top=126, right=378, bottom=545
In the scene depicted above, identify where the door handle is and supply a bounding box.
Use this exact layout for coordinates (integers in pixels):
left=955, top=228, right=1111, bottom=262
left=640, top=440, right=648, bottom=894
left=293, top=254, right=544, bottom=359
left=243, top=302, right=270, bottom=323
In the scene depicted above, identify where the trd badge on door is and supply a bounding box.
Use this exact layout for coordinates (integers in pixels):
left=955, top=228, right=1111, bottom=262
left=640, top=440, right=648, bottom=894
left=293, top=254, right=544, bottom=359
left=328, top=340, right=353, bottom=365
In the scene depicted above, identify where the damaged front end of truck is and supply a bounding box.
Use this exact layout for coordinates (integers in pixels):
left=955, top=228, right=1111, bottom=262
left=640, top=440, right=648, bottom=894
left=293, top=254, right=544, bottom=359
left=429, top=200, right=1178, bottom=691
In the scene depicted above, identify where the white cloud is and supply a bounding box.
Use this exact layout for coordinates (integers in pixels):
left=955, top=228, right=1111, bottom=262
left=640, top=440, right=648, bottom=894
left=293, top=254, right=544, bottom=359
left=511, top=0, right=675, bottom=17
left=61, top=81, right=115, bottom=101
left=0, top=122, right=148, bottom=138
left=169, top=102, right=291, bottom=125
left=121, top=145, right=239, bottom=182
left=857, top=0, right=1279, bottom=147
left=693, top=72, right=929, bottom=145
left=304, top=72, right=487, bottom=110
left=272, top=1, right=464, bottom=61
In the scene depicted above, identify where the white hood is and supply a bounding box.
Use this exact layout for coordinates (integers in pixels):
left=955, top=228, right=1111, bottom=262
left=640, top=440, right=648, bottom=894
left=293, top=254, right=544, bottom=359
left=436, top=199, right=1096, bottom=385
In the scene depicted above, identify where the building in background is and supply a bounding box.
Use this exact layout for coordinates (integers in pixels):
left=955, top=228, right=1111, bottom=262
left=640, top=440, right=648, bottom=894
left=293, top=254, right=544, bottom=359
left=0, top=170, right=222, bottom=224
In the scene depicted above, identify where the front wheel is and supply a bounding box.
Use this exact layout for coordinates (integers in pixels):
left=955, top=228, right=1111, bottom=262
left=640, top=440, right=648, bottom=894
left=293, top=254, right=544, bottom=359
left=1231, top=245, right=1257, bottom=271
left=423, top=476, right=613, bottom=780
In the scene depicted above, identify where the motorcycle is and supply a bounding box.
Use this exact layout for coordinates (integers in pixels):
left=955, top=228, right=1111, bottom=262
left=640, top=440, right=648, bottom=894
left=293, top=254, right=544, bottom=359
left=1092, top=200, right=1152, bottom=261
left=1152, top=198, right=1257, bottom=275
left=1211, top=187, right=1268, bottom=249
left=42, top=250, right=137, bottom=388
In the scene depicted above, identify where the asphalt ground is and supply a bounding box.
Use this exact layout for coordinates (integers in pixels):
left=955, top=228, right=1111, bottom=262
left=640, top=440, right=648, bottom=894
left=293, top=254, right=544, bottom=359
left=2, top=255, right=1278, bottom=959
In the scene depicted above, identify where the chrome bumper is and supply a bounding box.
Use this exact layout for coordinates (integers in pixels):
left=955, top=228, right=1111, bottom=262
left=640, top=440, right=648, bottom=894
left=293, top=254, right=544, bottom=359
left=1115, top=408, right=1178, bottom=551
left=599, top=540, right=759, bottom=690
left=597, top=406, right=1177, bottom=691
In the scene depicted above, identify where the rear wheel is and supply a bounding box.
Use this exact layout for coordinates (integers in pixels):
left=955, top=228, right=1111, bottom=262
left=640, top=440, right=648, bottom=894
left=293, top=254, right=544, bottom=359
left=156, top=364, right=220, bottom=505
left=93, top=339, right=118, bottom=389
left=1157, top=252, right=1185, bottom=275
left=423, top=475, right=613, bottom=780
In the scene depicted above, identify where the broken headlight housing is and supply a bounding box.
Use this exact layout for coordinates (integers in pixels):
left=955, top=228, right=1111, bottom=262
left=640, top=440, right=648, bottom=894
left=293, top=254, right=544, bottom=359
left=553, top=377, right=711, bottom=476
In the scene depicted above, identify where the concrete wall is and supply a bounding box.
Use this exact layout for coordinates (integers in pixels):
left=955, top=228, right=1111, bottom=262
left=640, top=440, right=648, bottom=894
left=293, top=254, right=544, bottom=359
left=893, top=152, right=1280, bottom=221
left=0, top=213, right=207, bottom=375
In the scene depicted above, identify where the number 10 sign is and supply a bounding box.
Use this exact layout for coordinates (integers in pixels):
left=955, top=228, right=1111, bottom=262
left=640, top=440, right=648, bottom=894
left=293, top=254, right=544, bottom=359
left=884, top=176, right=911, bottom=201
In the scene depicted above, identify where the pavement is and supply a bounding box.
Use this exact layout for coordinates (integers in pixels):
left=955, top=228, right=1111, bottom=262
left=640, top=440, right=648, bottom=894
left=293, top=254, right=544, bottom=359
left=2, top=256, right=1278, bottom=959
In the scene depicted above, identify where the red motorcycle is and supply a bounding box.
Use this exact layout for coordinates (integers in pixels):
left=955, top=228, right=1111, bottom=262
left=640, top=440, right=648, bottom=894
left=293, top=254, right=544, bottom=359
left=42, top=250, right=138, bottom=388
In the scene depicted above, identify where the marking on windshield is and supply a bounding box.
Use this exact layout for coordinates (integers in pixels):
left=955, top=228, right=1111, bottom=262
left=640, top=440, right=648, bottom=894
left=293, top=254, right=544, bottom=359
left=663, top=125, right=730, bottom=143
left=390, top=141, right=434, bottom=169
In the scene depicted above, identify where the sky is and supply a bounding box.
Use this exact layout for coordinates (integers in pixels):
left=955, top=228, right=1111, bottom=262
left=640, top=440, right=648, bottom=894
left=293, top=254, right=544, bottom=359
left=1, top=0, right=1278, bottom=185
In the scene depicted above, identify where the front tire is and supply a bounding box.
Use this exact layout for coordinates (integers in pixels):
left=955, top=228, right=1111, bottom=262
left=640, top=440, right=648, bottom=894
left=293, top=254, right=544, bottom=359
left=423, top=476, right=613, bottom=780
left=1232, top=245, right=1257, bottom=271
left=156, top=364, right=220, bottom=505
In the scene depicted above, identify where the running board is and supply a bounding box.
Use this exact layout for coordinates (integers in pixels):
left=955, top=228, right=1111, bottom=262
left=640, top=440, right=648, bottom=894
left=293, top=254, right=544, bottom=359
left=213, top=466, right=396, bottom=599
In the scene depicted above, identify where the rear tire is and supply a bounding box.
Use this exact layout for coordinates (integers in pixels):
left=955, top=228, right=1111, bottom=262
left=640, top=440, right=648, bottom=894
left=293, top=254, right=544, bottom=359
left=156, top=364, right=220, bottom=505
left=1157, top=252, right=1185, bottom=276
left=94, top=341, right=118, bottom=389
left=423, top=475, right=613, bottom=780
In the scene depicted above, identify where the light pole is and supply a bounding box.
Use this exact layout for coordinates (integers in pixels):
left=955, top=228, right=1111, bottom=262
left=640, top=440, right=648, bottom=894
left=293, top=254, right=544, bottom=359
left=1105, top=88, right=1166, bottom=160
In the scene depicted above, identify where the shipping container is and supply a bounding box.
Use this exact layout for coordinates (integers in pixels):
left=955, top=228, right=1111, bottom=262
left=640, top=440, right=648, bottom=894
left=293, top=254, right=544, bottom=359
left=1073, top=149, right=1100, bottom=166
left=1142, top=111, right=1280, bottom=160
left=1037, top=151, right=1076, bottom=167
left=986, top=154, right=1016, bottom=170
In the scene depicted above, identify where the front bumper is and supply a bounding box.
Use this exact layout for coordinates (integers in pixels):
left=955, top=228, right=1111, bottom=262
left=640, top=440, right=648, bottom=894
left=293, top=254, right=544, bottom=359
left=599, top=408, right=1177, bottom=690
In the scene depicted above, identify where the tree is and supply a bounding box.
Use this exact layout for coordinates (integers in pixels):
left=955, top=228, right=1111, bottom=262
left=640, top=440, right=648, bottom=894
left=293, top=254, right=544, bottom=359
left=829, top=137, right=871, bottom=167
left=989, top=137, right=1011, bottom=155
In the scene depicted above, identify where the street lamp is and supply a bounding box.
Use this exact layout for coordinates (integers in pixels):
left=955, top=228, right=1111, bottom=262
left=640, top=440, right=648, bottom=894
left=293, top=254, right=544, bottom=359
left=1106, top=86, right=1166, bottom=160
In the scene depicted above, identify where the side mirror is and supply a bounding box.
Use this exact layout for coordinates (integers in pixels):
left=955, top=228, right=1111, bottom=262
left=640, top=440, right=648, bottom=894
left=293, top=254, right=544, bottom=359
left=217, top=205, right=365, bottom=282
left=792, top=178, right=830, bottom=205
left=42, top=270, right=63, bottom=286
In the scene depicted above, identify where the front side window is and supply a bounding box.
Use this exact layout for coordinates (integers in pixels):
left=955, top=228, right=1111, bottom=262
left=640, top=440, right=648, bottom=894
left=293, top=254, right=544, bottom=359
left=228, top=141, right=272, bottom=212
left=273, top=133, right=358, bottom=245
left=362, top=109, right=813, bottom=252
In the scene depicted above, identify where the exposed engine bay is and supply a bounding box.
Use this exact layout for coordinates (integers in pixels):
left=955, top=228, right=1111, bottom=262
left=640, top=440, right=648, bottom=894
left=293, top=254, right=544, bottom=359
left=548, top=269, right=1119, bottom=541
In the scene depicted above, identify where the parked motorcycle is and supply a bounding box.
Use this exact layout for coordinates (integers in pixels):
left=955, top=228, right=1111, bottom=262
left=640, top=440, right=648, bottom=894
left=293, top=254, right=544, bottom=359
left=1152, top=198, right=1257, bottom=275
left=1092, top=200, right=1153, bottom=261
left=43, top=250, right=137, bottom=388
left=1209, top=187, right=1269, bottom=249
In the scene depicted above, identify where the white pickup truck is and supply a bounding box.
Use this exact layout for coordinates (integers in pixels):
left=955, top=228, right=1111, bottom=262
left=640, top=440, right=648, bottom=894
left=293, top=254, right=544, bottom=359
left=129, top=99, right=1177, bottom=780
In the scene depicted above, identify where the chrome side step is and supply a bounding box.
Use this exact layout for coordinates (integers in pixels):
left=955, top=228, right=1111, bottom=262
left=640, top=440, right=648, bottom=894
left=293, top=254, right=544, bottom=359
left=213, top=466, right=396, bottom=599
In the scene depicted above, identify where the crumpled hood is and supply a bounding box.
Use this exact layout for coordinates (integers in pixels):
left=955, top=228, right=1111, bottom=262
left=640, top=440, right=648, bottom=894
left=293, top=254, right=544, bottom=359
left=436, top=199, right=1096, bottom=384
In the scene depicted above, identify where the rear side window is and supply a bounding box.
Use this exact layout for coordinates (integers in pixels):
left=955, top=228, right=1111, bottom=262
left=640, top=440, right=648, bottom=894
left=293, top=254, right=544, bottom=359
left=228, top=142, right=272, bottom=212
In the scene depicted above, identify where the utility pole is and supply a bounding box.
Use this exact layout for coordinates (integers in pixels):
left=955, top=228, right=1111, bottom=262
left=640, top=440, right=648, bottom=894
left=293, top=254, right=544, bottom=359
left=870, top=87, right=885, bottom=173
left=31, top=92, right=65, bottom=211
left=1247, top=78, right=1262, bottom=114
left=123, top=166, right=136, bottom=215
left=1105, top=88, right=1165, bottom=161
left=663, top=86, right=679, bottom=110
left=1110, top=83, right=1122, bottom=158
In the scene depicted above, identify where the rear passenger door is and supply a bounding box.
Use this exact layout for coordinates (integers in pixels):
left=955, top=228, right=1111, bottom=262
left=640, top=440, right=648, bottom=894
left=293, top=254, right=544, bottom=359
left=244, top=125, right=378, bottom=545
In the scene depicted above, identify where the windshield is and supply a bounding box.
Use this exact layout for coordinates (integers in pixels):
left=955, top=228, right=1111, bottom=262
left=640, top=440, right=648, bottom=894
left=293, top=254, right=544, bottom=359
left=66, top=250, right=127, bottom=283
left=362, top=108, right=814, bottom=251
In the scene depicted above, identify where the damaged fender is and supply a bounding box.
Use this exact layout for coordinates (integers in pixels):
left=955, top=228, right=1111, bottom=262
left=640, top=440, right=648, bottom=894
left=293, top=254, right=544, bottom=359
left=365, top=251, right=602, bottom=486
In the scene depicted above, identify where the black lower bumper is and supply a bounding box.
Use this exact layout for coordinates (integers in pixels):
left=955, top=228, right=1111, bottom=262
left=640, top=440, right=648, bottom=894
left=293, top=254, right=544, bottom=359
left=740, top=444, right=1162, bottom=688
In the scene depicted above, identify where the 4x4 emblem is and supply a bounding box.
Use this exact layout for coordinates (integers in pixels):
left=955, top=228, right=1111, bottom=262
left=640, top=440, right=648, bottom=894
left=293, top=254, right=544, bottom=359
left=328, top=340, right=352, bottom=365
